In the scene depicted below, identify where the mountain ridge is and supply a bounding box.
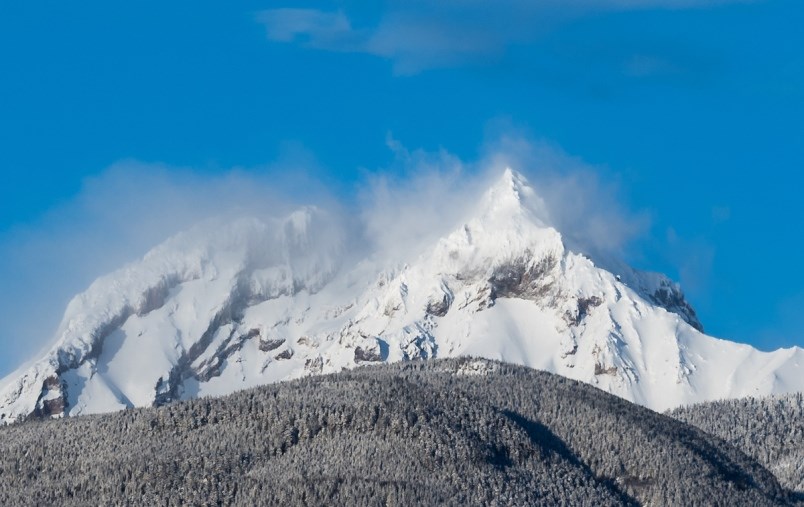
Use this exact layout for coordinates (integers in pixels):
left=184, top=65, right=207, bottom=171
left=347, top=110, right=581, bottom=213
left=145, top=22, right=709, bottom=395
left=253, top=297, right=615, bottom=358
left=1, top=168, right=802, bottom=423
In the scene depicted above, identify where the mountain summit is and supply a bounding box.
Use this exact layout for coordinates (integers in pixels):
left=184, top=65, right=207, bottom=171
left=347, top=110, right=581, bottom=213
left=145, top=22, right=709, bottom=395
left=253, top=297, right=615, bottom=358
left=1, top=169, right=802, bottom=423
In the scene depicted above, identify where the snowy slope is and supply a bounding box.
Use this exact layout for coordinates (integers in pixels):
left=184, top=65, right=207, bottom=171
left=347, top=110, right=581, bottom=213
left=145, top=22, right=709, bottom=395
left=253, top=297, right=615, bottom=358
left=1, top=169, right=802, bottom=423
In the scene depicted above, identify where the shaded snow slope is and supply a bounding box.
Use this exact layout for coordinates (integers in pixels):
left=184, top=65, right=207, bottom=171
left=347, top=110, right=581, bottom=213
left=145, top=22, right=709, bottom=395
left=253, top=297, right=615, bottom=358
left=1, top=169, right=802, bottom=422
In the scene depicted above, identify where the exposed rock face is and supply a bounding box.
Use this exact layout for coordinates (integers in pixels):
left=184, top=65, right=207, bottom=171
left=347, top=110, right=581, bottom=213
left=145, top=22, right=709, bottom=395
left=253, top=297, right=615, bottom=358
left=425, top=292, right=452, bottom=317
left=136, top=275, right=181, bottom=317
left=296, top=336, right=318, bottom=347
left=354, top=345, right=383, bottom=363
left=650, top=282, right=704, bottom=332
left=489, top=253, right=559, bottom=302
left=259, top=338, right=285, bottom=352
left=595, top=363, right=619, bottom=376
left=565, top=296, right=603, bottom=327
left=274, top=349, right=294, bottom=361
left=33, top=376, right=67, bottom=419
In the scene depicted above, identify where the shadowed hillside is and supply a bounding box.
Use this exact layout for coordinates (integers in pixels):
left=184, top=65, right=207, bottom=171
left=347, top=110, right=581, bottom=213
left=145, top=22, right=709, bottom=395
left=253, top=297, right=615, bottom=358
left=671, top=393, right=804, bottom=497
left=0, top=359, right=796, bottom=506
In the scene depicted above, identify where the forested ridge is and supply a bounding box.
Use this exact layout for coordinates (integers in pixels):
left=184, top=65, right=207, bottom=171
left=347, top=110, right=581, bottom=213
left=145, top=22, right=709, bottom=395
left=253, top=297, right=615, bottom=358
left=671, top=393, right=804, bottom=497
left=0, top=358, right=797, bottom=506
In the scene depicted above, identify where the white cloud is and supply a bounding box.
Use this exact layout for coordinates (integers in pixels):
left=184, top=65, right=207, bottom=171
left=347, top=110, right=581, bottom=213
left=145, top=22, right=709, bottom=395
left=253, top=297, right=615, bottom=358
left=257, top=0, right=757, bottom=74
left=359, top=136, right=486, bottom=261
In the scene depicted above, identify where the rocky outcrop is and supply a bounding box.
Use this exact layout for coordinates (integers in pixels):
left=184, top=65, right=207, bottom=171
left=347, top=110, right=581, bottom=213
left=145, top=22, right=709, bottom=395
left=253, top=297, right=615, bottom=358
left=565, top=296, right=603, bottom=327
left=259, top=338, right=286, bottom=352
left=489, top=253, right=559, bottom=302
left=649, top=282, right=703, bottom=332
left=274, top=349, right=294, bottom=361
left=354, top=342, right=384, bottom=363
left=33, top=376, right=67, bottom=419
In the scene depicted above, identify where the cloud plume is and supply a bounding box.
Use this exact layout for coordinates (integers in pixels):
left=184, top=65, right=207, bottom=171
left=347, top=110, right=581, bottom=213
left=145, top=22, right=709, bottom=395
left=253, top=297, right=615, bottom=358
left=0, top=156, right=340, bottom=378
left=0, top=135, right=651, bottom=378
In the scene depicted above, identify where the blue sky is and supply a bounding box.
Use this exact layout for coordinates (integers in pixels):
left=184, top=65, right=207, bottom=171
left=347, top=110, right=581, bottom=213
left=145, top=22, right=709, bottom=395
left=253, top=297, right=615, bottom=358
left=1, top=0, right=803, bottom=375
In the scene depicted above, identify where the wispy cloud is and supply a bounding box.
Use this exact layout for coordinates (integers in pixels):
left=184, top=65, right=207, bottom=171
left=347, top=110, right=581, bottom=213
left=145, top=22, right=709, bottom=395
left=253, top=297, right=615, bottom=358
left=256, top=9, right=358, bottom=49
left=0, top=133, right=652, bottom=377
left=361, top=129, right=650, bottom=263
left=0, top=150, right=340, bottom=377
left=258, top=1, right=756, bottom=74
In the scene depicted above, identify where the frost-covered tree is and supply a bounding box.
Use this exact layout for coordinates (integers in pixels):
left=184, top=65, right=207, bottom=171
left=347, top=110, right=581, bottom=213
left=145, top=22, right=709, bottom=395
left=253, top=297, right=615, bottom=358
left=0, top=358, right=795, bottom=506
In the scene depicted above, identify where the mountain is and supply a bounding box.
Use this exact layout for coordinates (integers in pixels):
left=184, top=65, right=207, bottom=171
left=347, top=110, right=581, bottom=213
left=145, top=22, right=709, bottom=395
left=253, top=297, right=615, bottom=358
left=670, top=393, right=804, bottom=495
left=0, top=359, right=797, bottom=506
left=1, top=168, right=803, bottom=423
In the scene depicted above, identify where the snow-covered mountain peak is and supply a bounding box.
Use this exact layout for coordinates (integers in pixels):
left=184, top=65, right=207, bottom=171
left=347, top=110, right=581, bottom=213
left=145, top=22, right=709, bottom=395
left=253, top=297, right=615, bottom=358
left=1, top=167, right=802, bottom=423
left=425, top=168, right=562, bottom=278
left=474, top=167, right=549, bottom=228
